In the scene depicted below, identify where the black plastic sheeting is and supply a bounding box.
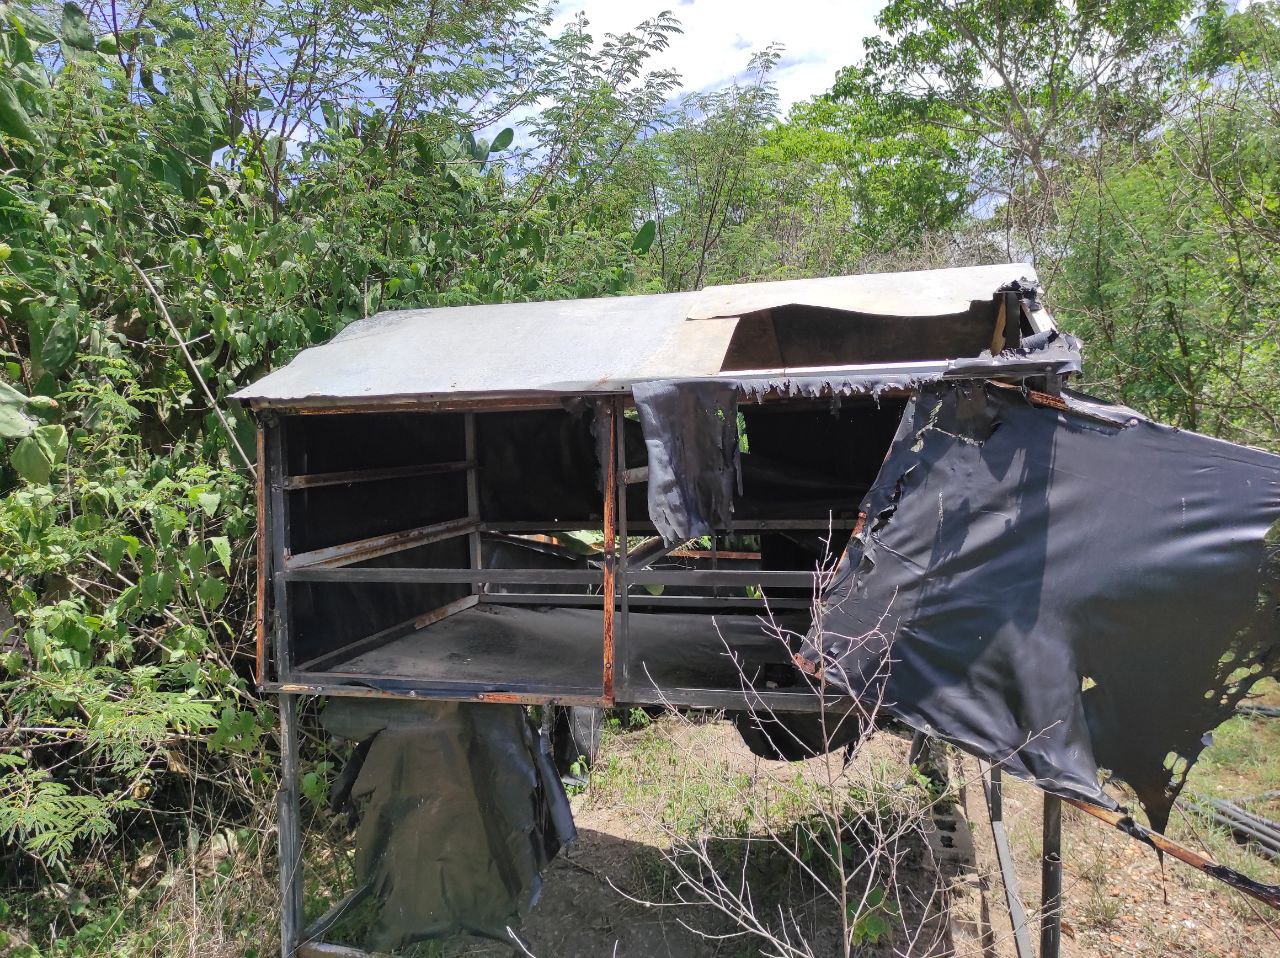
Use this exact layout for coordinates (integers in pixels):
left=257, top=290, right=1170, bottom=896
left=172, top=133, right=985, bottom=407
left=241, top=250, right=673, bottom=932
left=632, top=380, right=740, bottom=543
left=632, top=330, right=1082, bottom=544
left=321, top=699, right=575, bottom=951
left=944, top=329, right=1083, bottom=379
left=797, top=382, right=1280, bottom=832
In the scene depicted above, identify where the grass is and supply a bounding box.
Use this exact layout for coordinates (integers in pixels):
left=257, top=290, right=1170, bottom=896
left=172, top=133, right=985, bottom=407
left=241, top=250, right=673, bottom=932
left=12, top=689, right=1277, bottom=958
left=0, top=817, right=283, bottom=958
left=576, top=712, right=950, bottom=957
left=1171, top=679, right=1280, bottom=897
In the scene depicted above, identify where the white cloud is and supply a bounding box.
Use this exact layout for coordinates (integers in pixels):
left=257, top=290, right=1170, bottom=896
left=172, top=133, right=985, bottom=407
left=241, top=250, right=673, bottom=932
left=553, top=0, right=884, bottom=111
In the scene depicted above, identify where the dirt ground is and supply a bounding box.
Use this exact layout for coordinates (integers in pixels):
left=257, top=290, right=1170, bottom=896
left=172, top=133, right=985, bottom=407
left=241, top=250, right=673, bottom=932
left=406, top=708, right=1280, bottom=958
left=952, top=757, right=1280, bottom=958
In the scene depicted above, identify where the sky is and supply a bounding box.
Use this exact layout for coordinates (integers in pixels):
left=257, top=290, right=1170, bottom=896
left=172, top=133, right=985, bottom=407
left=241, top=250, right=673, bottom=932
left=552, top=1, right=884, bottom=111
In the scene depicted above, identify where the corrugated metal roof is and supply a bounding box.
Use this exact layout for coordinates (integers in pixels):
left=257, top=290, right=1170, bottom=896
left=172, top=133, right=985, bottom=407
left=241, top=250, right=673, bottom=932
left=687, top=263, right=1037, bottom=320
left=235, top=263, right=1042, bottom=405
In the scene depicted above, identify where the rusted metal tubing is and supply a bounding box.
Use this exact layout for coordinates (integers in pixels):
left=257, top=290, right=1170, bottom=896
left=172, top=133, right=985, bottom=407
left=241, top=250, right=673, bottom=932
left=264, top=680, right=607, bottom=707
left=600, top=401, right=617, bottom=705
left=285, top=516, right=480, bottom=570
left=1065, top=798, right=1280, bottom=910
left=1041, top=795, right=1063, bottom=958
left=255, top=426, right=267, bottom=687
left=614, top=397, right=630, bottom=699
left=625, top=569, right=817, bottom=587
left=282, top=459, right=472, bottom=490
left=287, top=567, right=605, bottom=585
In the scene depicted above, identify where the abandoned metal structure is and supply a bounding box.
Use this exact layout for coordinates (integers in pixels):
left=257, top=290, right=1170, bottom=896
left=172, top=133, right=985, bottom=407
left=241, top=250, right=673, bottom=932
left=237, top=263, right=1280, bottom=957
left=242, top=263, right=1051, bottom=709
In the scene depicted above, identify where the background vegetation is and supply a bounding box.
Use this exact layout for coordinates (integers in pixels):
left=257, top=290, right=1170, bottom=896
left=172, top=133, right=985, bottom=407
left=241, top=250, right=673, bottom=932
left=2, top=0, right=1279, bottom=953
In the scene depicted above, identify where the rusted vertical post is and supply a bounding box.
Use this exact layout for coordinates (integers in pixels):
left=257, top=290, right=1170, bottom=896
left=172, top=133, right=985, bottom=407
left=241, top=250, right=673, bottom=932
left=277, top=693, right=302, bottom=957
left=614, top=397, right=629, bottom=696
left=1041, top=795, right=1063, bottom=958
left=263, top=415, right=303, bottom=956
left=255, top=425, right=267, bottom=687
left=599, top=402, right=617, bottom=705
left=265, top=416, right=291, bottom=682
left=464, top=413, right=482, bottom=595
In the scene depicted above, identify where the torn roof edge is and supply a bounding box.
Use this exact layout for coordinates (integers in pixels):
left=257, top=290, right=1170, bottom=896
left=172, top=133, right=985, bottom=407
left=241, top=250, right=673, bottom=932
left=233, top=264, right=1054, bottom=406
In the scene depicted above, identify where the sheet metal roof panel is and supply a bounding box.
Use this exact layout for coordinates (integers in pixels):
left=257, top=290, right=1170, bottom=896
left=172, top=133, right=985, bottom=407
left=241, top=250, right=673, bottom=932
left=234, top=263, right=1042, bottom=404
left=686, top=262, right=1038, bottom=320
left=236, top=291, right=735, bottom=402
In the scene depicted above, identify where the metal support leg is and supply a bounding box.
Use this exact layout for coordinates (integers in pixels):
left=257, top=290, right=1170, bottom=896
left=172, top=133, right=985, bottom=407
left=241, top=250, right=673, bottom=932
left=278, top=693, right=303, bottom=957
left=464, top=413, right=483, bottom=596
left=1040, top=795, right=1063, bottom=958
left=980, top=763, right=1034, bottom=958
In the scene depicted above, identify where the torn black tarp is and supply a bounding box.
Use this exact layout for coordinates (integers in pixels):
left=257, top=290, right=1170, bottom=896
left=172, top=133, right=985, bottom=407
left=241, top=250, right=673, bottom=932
left=631, top=332, right=1083, bottom=544
left=798, top=382, right=1280, bottom=832
left=320, top=699, right=575, bottom=951
left=631, top=380, right=740, bottom=544
left=943, top=328, right=1083, bottom=379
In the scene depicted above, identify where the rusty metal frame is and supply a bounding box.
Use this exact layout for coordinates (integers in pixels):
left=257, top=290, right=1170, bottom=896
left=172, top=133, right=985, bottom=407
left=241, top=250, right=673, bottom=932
left=257, top=392, right=898, bottom=957
left=600, top=400, right=617, bottom=705
left=255, top=426, right=268, bottom=686
left=614, top=397, right=630, bottom=702
left=285, top=517, right=480, bottom=570
left=283, top=459, right=471, bottom=490
left=259, top=392, right=868, bottom=711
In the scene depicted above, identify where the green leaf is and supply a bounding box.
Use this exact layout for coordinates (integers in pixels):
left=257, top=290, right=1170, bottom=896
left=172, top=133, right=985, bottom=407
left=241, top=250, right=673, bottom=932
left=0, top=79, right=40, bottom=144
left=490, top=127, right=514, bottom=151
left=0, top=380, right=29, bottom=408
left=196, top=491, right=220, bottom=518
left=40, top=319, right=77, bottom=373
left=102, top=537, right=128, bottom=573
left=632, top=219, right=657, bottom=254
left=197, top=576, right=227, bottom=608
left=60, top=3, right=95, bottom=52
left=0, top=243, right=10, bottom=261
left=0, top=404, right=34, bottom=439
left=11, top=5, right=59, bottom=44
left=209, top=536, right=231, bottom=574
left=11, top=424, right=67, bottom=483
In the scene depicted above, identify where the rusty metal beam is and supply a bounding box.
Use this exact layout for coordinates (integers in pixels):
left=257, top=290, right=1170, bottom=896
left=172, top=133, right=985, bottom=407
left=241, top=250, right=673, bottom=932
left=249, top=394, right=592, bottom=416
left=1065, top=798, right=1280, bottom=910
left=600, top=401, right=617, bottom=705
left=284, top=516, right=479, bottom=570
left=255, top=426, right=267, bottom=687
left=283, top=459, right=472, bottom=490
left=476, top=593, right=810, bottom=609
left=263, top=679, right=607, bottom=708
left=464, top=413, right=483, bottom=597
left=481, top=518, right=859, bottom=533
left=285, top=567, right=811, bottom=587
left=615, top=397, right=631, bottom=699
left=287, top=567, right=604, bottom=585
